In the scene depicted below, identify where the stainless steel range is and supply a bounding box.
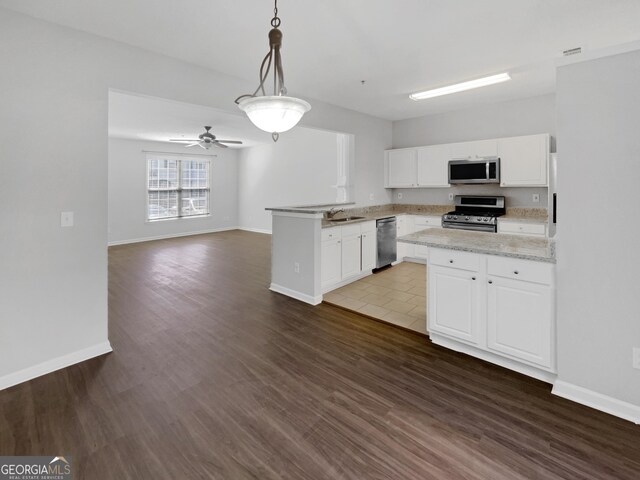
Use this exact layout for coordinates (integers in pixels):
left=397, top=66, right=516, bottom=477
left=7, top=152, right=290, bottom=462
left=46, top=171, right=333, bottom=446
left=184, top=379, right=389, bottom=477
left=442, top=195, right=505, bottom=233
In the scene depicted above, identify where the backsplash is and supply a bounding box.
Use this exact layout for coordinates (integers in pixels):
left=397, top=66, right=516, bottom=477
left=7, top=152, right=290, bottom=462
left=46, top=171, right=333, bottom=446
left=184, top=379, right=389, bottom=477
left=391, top=185, right=548, bottom=208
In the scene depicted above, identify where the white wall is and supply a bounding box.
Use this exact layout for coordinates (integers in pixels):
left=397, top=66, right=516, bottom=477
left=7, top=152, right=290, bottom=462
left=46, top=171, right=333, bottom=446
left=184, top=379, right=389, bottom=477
left=237, top=128, right=346, bottom=233
left=0, top=7, right=391, bottom=388
left=391, top=94, right=555, bottom=207
left=555, top=50, right=640, bottom=410
left=108, top=138, right=238, bottom=244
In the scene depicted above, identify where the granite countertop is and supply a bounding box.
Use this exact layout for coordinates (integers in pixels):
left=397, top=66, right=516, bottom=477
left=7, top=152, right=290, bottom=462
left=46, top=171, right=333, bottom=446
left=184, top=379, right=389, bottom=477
left=398, top=228, right=556, bottom=263
left=320, top=204, right=450, bottom=228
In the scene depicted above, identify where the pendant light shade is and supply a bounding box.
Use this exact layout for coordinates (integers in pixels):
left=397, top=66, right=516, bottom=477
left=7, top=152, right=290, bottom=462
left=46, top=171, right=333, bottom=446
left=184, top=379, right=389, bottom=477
left=238, top=96, right=311, bottom=134
left=235, top=0, right=310, bottom=141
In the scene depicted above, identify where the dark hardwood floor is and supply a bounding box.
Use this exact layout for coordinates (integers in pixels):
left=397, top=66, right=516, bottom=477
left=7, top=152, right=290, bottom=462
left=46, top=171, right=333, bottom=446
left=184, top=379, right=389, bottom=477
left=1, top=230, right=639, bottom=479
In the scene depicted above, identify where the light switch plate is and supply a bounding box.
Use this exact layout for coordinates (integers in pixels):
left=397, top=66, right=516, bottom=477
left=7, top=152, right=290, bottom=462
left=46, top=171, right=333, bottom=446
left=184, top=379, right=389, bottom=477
left=61, top=211, right=74, bottom=227
left=397, top=192, right=403, bottom=200
left=532, top=194, right=540, bottom=203
left=448, top=193, right=454, bottom=201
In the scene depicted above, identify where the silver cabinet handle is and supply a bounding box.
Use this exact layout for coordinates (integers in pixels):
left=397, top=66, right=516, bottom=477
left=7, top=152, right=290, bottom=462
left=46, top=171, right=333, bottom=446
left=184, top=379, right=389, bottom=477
left=488, top=280, right=493, bottom=284
left=472, top=277, right=476, bottom=281
left=449, top=260, right=454, bottom=264
left=514, top=271, right=519, bottom=275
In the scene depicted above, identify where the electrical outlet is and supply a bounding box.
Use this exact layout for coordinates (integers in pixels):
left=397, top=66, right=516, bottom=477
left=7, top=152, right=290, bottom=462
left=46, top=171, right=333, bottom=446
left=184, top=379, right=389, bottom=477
left=61, top=211, right=74, bottom=227
left=294, top=262, right=300, bottom=274
left=633, top=348, right=640, bottom=370
left=369, top=193, right=374, bottom=201
left=448, top=193, right=454, bottom=201
left=397, top=192, right=403, bottom=200
left=532, top=194, right=540, bottom=203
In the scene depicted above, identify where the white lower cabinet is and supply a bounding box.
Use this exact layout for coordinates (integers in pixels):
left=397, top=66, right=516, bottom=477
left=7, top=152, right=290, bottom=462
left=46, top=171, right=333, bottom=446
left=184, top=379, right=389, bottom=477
left=429, top=265, right=481, bottom=345
left=341, top=232, right=362, bottom=279
left=428, top=248, right=556, bottom=376
left=361, top=229, right=377, bottom=271
left=321, top=221, right=377, bottom=291
left=487, top=276, right=553, bottom=368
left=321, top=237, right=342, bottom=288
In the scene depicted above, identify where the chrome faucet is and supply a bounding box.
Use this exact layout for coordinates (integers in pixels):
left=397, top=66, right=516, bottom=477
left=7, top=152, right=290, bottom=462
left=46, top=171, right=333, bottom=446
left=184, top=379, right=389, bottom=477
left=326, top=207, right=345, bottom=219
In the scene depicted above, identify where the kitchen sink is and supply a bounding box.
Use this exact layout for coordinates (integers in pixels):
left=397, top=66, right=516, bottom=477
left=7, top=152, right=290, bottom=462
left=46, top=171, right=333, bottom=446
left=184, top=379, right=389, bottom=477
left=329, top=216, right=365, bottom=222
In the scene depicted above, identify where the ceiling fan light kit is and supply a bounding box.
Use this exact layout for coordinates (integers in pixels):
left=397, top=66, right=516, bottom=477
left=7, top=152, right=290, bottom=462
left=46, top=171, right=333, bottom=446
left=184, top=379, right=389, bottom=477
left=235, top=0, right=310, bottom=142
left=410, top=72, right=511, bottom=101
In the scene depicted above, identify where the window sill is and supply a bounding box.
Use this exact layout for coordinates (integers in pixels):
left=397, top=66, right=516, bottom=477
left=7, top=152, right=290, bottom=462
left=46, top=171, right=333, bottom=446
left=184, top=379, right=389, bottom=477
left=146, top=214, right=211, bottom=223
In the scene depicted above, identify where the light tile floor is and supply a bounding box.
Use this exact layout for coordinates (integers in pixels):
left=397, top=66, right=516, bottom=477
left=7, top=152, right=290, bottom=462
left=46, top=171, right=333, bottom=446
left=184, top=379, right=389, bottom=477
left=323, top=262, right=427, bottom=334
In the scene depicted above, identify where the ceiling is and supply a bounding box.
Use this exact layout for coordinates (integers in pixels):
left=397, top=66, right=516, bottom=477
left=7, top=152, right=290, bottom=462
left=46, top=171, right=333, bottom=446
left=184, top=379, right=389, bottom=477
left=3, top=0, right=640, bottom=120
left=108, top=91, right=269, bottom=147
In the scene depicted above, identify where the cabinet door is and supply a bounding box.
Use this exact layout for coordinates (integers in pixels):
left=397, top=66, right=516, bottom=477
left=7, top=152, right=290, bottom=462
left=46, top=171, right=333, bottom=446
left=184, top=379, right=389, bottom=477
left=451, top=139, right=498, bottom=160
left=498, top=134, right=549, bottom=187
left=361, top=231, right=376, bottom=271
left=387, top=149, right=417, bottom=187
left=396, top=215, right=406, bottom=261
left=487, top=276, right=553, bottom=368
left=428, top=265, right=481, bottom=345
left=341, top=234, right=362, bottom=279
left=416, top=145, right=450, bottom=187
left=321, top=240, right=342, bottom=288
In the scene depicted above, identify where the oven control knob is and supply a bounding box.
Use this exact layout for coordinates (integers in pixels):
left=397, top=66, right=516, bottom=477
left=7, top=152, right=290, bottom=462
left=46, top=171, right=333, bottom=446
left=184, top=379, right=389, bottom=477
left=453, top=216, right=458, bottom=220
left=465, top=216, right=470, bottom=220
left=484, top=218, right=489, bottom=222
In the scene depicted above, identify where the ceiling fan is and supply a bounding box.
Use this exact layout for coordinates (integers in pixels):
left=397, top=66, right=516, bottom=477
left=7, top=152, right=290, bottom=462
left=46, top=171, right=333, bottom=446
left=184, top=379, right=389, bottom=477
left=169, top=126, right=243, bottom=149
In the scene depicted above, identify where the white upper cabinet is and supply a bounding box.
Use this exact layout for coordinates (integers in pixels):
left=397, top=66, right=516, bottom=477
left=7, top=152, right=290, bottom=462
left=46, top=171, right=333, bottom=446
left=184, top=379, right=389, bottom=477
left=386, top=149, right=417, bottom=187
left=498, top=134, right=549, bottom=187
left=416, top=144, right=451, bottom=187
left=451, top=139, right=498, bottom=160
left=385, top=133, right=550, bottom=189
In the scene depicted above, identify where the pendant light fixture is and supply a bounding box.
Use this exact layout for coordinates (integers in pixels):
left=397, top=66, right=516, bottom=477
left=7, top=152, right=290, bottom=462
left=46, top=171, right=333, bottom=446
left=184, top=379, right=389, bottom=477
left=235, top=0, right=311, bottom=142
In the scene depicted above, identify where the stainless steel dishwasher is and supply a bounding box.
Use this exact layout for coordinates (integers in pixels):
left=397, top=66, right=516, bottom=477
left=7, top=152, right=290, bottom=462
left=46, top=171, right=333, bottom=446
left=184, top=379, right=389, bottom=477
left=376, top=217, right=397, bottom=268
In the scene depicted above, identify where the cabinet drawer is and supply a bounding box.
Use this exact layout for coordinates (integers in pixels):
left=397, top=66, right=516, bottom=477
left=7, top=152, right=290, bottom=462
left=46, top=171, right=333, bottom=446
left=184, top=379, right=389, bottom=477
left=499, top=222, right=546, bottom=236
left=360, top=220, right=376, bottom=234
left=341, top=223, right=362, bottom=238
left=321, top=227, right=341, bottom=243
left=413, top=215, right=442, bottom=227
left=429, top=248, right=480, bottom=272
left=487, top=256, right=554, bottom=285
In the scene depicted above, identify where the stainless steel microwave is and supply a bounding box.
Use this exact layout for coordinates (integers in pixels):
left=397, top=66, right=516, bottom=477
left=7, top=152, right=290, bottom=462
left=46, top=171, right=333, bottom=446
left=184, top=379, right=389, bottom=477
left=448, top=158, right=500, bottom=184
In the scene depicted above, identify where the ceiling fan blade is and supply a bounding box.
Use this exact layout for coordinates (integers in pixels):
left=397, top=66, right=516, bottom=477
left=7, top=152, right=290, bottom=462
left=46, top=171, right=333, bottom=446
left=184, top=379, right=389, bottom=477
left=216, top=140, right=243, bottom=144
left=212, top=142, right=228, bottom=148
left=185, top=143, right=200, bottom=148
left=170, top=139, right=200, bottom=142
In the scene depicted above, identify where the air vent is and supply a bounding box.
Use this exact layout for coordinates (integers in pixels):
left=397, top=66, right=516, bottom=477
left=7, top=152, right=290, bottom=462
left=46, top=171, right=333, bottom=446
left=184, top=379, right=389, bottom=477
left=563, top=47, right=582, bottom=56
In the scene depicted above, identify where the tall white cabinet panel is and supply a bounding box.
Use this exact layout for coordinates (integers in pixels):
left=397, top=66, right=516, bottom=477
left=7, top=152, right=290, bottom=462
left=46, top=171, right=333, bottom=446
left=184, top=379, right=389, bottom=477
left=361, top=230, right=376, bottom=271
left=429, top=265, right=481, bottom=345
left=487, top=276, right=553, bottom=368
left=341, top=233, right=362, bottom=279
left=416, top=144, right=451, bottom=187
left=386, top=149, right=417, bottom=187
left=451, top=139, right=498, bottom=160
left=321, top=239, right=341, bottom=288
left=498, top=134, right=549, bottom=187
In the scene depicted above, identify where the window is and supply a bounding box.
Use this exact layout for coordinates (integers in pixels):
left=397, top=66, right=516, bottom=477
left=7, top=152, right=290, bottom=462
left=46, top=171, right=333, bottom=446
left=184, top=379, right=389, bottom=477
left=147, top=153, right=211, bottom=221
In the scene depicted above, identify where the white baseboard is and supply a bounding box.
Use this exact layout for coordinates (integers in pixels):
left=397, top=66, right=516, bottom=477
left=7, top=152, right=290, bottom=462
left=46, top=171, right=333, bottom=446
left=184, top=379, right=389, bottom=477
left=108, top=227, right=237, bottom=246
left=552, top=380, right=640, bottom=425
left=270, top=283, right=322, bottom=306
left=430, top=333, right=557, bottom=384
left=238, top=227, right=272, bottom=235
left=0, top=341, right=113, bottom=391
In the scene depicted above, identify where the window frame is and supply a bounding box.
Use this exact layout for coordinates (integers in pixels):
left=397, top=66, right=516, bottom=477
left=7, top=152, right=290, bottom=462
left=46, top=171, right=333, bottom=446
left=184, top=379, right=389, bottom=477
left=145, top=152, right=213, bottom=222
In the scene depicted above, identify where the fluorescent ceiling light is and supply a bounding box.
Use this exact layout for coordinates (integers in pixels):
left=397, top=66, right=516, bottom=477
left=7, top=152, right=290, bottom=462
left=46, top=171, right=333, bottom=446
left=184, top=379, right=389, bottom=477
left=410, top=73, right=511, bottom=101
